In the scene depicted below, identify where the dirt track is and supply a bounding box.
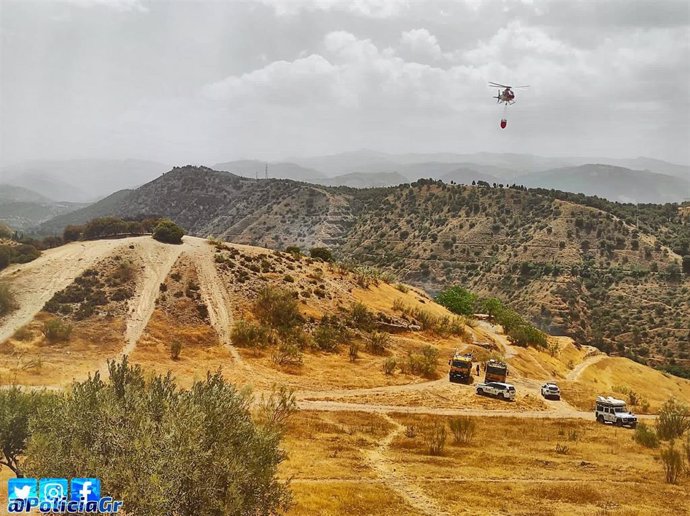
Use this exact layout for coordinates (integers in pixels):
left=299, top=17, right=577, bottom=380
left=0, top=239, right=129, bottom=343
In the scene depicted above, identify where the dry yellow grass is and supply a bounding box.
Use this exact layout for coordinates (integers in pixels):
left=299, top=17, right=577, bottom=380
left=0, top=312, right=124, bottom=386
left=562, top=356, right=690, bottom=411
left=278, top=411, right=690, bottom=516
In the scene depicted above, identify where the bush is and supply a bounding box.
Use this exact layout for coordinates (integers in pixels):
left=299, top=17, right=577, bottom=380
left=285, top=246, right=302, bottom=257
left=660, top=443, right=684, bottom=484
left=0, top=246, right=11, bottom=270
left=12, top=326, right=33, bottom=341
left=435, top=286, right=477, bottom=316
left=62, top=225, right=84, bottom=242
left=0, top=283, right=17, bottom=316
left=348, top=342, right=359, bottom=362
left=310, top=247, right=333, bottom=262
left=656, top=398, right=690, bottom=440
left=170, top=340, right=182, bottom=360
left=313, top=319, right=345, bottom=352
left=42, top=319, right=73, bottom=342
left=23, top=358, right=292, bottom=514
left=423, top=421, right=447, bottom=456
left=349, top=302, right=374, bottom=330
left=231, top=320, right=273, bottom=353
left=449, top=417, right=476, bottom=445
left=401, top=346, right=439, bottom=378
left=152, top=219, right=184, bottom=244
left=272, top=342, right=303, bottom=366
left=365, top=331, right=390, bottom=355
left=383, top=357, right=397, bottom=375
left=633, top=422, right=659, bottom=448
left=255, top=287, right=302, bottom=333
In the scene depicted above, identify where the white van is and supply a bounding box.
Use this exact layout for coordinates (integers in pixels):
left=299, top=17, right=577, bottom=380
left=595, top=396, right=637, bottom=428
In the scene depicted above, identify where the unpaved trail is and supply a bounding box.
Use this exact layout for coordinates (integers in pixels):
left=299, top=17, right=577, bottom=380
left=363, top=413, right=449, bottom=516
left=298, top=399, right=596, bottom=420
left=297, top=378, right=448, bottom=400
left=119, top=239, right=184, bottom=357
left=567, top=351, right=606, bottom=381
left=0, top=239, right=130, bottom=344
left=185, top=238, right=248, bottom=370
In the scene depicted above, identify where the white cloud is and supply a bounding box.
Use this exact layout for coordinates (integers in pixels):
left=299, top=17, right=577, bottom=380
left=256, top=0, right=409, bottom=18
left=60, top=0, right=148, bottom=12
left=399, top=28, right=445, bottom=61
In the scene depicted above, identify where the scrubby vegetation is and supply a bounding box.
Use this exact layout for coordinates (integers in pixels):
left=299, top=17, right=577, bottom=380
left=42, top=318, right=73, bottom=342
left=152, top=219, right=185, bottom=244
left=0, top=283, right=17, bottom=317
left=0, top=243, right=41, bottom=271
left=4, top=358, right=294, bottom=514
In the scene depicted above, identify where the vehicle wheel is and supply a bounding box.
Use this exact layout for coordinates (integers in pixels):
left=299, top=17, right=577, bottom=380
left=614, top=419, right=622, bottom=427
left=477, top=389, right=484, bottom=396
left=596, top=415, right=604, bottom=424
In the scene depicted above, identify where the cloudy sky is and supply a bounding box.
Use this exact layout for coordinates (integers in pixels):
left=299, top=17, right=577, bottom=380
left=1, top=0, right=689, bottom=166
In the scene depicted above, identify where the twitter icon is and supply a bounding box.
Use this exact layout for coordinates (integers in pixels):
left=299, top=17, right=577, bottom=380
left=8, top=478, right=37, bottom=501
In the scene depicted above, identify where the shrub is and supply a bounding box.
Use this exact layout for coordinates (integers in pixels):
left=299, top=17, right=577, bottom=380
left=12, top=326, right=33, bottom=341
left=423, top=421, right=447, bottom=456
left=152, top=219, right=184, bottom=244
left=285, top=246, right=301, bottom=257
left=383, top=357, right=397, bottom=375
left=435, top=286, right=477, bottom=316
left=0, top=246, right=11, bottom=270
left=660, top=443, right=684, bottom=484
left=272, top=342, right=303, bottom=366
left=313, top=319, right=345, bottom=352
left=365, top=331, right=390, bottom=355
left=633, top=422, right=659, bottom=448
left=170, top=340, right=182, bottom=360
left=656, top=398, right=690, bottom=440
left=0, top=283, right=17, bottom=316
left=283, top=274, right=295, bottom=283
left=42, top=319, right=73, bottom=342
left=401, top=346, right=439, bottom=378
left=395, top=284, right=409, bottom=293
left=349, top=302, right=374, bottom=330
left=555, top=443, right=569, bottom=455
left=231, top=320, right=272, bottom=353
left=348, top=342, right=359, bottom=362
left=449, top=417, right=476, bottom=445
left=310, top=247, right=333, bottom=262
left=23, top=358, right=292, bottom=514
left=255, top=287, right=302, bottom=333
left=62, top=225, right=84, bottom=242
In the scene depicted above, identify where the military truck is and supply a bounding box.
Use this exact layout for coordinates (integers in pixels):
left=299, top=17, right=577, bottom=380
left=485, top=359, right=508, bottom=383
left=448, top=352, right=473, bottom=383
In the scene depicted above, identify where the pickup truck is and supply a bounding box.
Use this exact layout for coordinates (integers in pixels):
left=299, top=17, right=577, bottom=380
left=476, top=382, right=516, bottom=401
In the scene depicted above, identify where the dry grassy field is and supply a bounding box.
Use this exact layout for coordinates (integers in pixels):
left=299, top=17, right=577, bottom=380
left=282, top=411, right=690, bottom=516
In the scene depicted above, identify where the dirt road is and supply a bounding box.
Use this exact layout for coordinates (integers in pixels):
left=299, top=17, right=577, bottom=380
left=0, top=239, right=129, bottom=343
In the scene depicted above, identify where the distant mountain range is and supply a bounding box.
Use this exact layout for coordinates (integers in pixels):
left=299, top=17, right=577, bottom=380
left=0, top=183, right=86, bottom=230
left=1, top=159, right=168, bottom=202
left=215, top=151, right=690, bottom=202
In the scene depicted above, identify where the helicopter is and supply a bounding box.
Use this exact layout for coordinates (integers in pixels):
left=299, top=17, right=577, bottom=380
left=489, top=82, right=529, bottom=128
left=489, top=82, right=529, bottom=105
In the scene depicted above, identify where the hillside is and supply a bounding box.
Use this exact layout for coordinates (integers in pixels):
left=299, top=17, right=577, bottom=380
left=33, top=168, right=690, bottom=372
left=0, top=184, right=85, bottom=230
left=1, top=235, right=689, bottom=515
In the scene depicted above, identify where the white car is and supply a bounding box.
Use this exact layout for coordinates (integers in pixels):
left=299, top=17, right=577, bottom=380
left=595, top=396, right=637, bottom=428
left=541, top=383, right=561, bottom=400
left=476, top=382, right=516, bottom=401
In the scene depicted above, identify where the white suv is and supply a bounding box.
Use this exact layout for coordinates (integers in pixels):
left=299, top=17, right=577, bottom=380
left=541, top=383, right=561, bottom=400
left=476, top=382, right=516, bottom=401
left=595, top=396, right=637, bottom=428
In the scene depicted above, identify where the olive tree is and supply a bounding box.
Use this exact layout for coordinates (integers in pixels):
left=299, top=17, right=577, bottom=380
left=24, top=357, right=294, bottom=515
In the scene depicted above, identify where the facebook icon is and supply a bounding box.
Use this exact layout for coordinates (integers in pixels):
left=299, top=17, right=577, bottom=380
left=70, top=478, right=100, bottom=503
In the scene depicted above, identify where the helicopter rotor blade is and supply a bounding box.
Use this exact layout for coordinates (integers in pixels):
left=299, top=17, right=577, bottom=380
left=488, top=82, right=510, bottom=88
